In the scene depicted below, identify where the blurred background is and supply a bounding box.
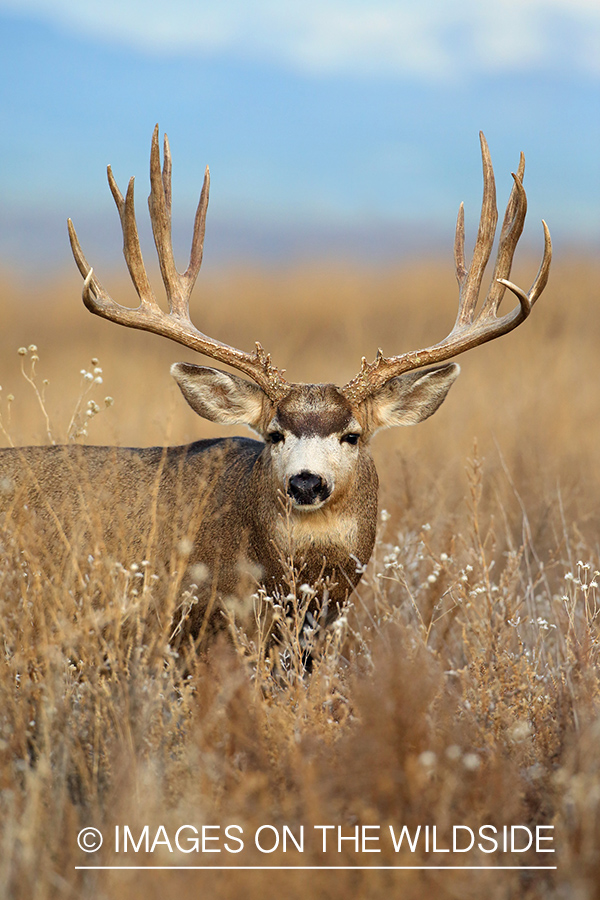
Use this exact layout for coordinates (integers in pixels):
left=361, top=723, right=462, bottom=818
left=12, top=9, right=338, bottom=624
left=0, top=0, right=597, bottom=274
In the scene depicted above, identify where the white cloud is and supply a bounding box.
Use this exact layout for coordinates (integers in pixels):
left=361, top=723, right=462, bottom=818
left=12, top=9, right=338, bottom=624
left=1, top=0, right=599, bottom=79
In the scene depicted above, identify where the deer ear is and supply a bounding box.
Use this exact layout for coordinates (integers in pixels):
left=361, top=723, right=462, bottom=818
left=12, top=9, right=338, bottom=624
left=367, top=363, right=460, bottom=431
left=171, top=364, right=267, bottom=429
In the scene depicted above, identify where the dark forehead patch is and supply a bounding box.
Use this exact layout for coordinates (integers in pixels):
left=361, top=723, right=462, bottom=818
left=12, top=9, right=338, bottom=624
left=276, top=384, right=354, bottom=437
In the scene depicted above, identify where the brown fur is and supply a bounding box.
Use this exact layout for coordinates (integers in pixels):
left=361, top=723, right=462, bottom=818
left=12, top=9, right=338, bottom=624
left=0, top=365, right=457, bottom=651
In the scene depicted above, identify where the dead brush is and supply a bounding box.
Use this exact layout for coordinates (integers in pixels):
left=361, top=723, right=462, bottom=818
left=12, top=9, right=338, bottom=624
left=0, top=255, right=600, bottom=899
left=1, top=429, right=599, bottom=900
left=0, top=524, right=197, bottom=897
left=225, top=517, right=354, bottom=726
left=0, top=343, right=113, bottom=446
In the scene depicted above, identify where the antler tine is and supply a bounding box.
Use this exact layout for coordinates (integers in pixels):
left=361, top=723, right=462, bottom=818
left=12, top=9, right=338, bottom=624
left=454, top=132, right=498, bottom=328
left=108, top=168, right=158, bottom=310
left=454, top=202, right=467, bottom=287
left=147, top=125, right=210, bottom=318
left=155, top=129, right=209, bottom=290
left=68, top=155, right=162, bottom=324
left=67, top=219, right=102, bottom=310
left=162, top=132, right=172, bottom=220
left=341, top=133, right=551, bottom=405
left=148, top=125, right=185, bottom=315
left=480, top=153, right=527, bottom=319
left=67, top=217, right=148, bottom=326
left=68, top=127, right=290, bottom=401
left=499, top=218, right=552, bottom=310
left=186, top=164, right=210, bottom=285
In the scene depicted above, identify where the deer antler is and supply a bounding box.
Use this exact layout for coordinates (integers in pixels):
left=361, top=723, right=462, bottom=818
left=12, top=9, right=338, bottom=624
left=342, top=132, right=552, bottom=404
left=68, top=125, right=289, bottom=401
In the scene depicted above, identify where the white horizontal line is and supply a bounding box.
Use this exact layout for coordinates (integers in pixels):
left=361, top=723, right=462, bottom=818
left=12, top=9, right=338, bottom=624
left=75, top=865, right=558, bottom=871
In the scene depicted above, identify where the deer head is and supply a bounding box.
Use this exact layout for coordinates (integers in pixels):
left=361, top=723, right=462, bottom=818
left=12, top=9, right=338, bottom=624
left=68, top=127, right=551, bottom=512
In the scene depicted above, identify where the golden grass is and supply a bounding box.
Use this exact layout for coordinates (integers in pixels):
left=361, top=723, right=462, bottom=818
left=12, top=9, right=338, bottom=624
left=0, top=255, right=599, bottom=898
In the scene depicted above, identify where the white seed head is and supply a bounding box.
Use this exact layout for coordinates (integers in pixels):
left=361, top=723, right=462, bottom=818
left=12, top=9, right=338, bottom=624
left=462, top=753, right=481, bottom=771
left=445, top=744, right=462, bottom=761
left=508, top=720, right=533, bottom=743
left=418, top=750, right=436, bottom=769
left=177, top=538, right=194, bottom=557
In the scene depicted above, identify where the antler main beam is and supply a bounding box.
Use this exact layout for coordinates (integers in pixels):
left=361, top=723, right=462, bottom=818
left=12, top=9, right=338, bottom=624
left=342, top=132, right=552, bottom=404
left=68, top=125, right=289, bottom=402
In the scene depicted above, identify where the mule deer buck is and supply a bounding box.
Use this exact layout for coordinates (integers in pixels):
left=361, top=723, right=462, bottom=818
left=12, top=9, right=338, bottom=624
left=0, top=127, right=551, bottom=651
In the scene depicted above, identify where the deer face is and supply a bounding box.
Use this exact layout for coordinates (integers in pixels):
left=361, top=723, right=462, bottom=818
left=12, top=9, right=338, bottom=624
left=263, top=384, right=362, bottom=510
left=171, top=362, right=460, bottom=511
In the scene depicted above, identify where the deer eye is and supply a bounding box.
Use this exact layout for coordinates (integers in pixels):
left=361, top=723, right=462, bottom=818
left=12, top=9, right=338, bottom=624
left=341, top=433, right=360, bottom=446
left=268, top=430, right=285, bottom=445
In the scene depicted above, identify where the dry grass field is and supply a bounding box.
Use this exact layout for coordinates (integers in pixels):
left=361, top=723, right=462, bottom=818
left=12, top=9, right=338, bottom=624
left=0, top=253, right=599, bottom=899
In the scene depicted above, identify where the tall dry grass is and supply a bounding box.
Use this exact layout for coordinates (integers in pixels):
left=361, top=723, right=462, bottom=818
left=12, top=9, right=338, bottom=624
left=0, top=254, right=599, bottom=899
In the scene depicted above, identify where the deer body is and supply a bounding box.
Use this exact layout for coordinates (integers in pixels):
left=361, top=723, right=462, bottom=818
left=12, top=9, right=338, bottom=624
left=0, top=367, right=456, bottom=642
left=0, top=389, right=381, bottom=643
left=0, top=128, right=551, bottom=650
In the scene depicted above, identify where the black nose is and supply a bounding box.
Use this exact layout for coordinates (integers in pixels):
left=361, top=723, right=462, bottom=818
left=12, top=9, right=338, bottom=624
left=287, top=470, right=330, bottom=505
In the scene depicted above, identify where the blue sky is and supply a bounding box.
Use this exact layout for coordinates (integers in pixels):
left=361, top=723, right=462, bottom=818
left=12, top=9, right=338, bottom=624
left=0, top=0, right=598, bottom=274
